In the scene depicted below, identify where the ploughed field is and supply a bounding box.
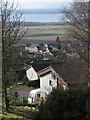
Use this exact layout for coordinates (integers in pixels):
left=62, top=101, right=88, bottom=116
left=21, top=25, right=70, bottom=44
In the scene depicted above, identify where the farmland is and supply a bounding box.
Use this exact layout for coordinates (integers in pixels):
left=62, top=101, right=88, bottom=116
left=25, top=25, right=67, bottom=37
left=25, top=29, right=64, bottom=36
left=21, top=25, right=70, bottom=44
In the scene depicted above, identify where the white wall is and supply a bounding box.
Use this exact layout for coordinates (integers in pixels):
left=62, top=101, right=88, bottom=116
left=26, top=66, right=38, bottom=81
left=40, top=72, right=57, bottom=93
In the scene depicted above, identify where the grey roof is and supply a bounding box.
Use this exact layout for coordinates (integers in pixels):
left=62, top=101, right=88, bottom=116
left=35, top=61, right=87, bottom=84
left=51, top=62, right=87, bottom=84
left=26, top=60, right=87, bottom=85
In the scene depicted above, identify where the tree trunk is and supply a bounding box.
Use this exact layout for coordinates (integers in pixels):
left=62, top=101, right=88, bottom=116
left=2, top=61, right=9, bottom=111
left=87, top=43, right=90, bottom=86
left=4, top=86, right=9, bottom=111
left=88, top=2, right=90, bottom=86
left=2, top=49, right=10, bottom=111
left=1, top=1, right=27, bottom=111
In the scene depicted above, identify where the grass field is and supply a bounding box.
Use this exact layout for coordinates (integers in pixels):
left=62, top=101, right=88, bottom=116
left=24, top=25, right=67, bottom=37
left=20, top=24, right=72, bottom=44
left=25, top=29, right=65, bottom=37
left=28, top=25, right=67, bottom=30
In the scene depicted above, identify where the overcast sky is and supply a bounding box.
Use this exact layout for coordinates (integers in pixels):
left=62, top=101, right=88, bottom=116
left=3, top=0, right=89, bottom=9
left=6, top=0, right=73, bottom=9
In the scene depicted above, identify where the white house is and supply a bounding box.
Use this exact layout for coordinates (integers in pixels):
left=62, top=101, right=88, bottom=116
left=25, top=44, right=38, bottom=53
left=38, top=66, right=68, bottom=93
left=26, top=65, right=68, bottom=97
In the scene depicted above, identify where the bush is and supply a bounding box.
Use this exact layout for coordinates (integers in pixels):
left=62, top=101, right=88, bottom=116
left=34, top=87, right=90, bottom=120
left=9, top=97, right=28, bottom=106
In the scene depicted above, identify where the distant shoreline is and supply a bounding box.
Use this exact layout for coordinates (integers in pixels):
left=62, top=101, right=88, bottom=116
left=21, top=21, right=66, bottom=26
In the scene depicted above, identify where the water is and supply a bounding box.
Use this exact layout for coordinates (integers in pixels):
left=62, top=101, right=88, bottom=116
left=22, top=13, right=62, bottom=22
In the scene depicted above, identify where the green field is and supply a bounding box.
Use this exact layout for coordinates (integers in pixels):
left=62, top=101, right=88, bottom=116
left=25, top=29, right=65, bottom=36
left=24, top=25, right=69, bottom=37
left=25, top=30, right=64, bottom=37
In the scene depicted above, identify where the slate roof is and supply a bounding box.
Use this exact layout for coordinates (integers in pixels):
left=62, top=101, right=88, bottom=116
left=32, top=64, right=49, bottom=72
left=34, top=62, right=87, bottom=85
left=26, top=59, right=87, bottom=85
left=52, top=63, right=87, bottom=84
left=31, top=60, right=58, bottom=72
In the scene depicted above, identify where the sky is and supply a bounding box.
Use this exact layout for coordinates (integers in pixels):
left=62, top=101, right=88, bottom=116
left=16, top=0, right=89, bottom=9
left=6, top=0, right=73, bottom=9
left=17, top=0, right=72, bottom=9
left=3, top=0, right=89, bottom=10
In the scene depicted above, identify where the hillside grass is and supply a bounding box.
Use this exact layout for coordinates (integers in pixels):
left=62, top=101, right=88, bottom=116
left=3, top=112, right=27, bottom=119
left=2, top=106, right=35, bottom=120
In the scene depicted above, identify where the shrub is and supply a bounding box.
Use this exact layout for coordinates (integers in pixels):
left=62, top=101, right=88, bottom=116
left=34, top=87, right=90, bottom=120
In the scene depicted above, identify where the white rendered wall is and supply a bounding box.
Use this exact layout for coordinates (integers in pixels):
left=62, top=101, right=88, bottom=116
left=26, top=66, right=38, bottom=81
left=40, top=72, right=57, bottom=94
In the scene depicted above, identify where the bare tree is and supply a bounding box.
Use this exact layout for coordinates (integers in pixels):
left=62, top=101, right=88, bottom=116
left=61, top=2, right=90, bottom=85
left=1, top=1, right=27, bottom=111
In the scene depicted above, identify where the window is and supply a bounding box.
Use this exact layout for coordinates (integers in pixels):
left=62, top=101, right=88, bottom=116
left=37, top=94, right=40, bottom=98
left=52, top=73, right=56, bottom=79
left=49, top=80, right=52, bottom=86
left=54, top=75, right=56, bottom=79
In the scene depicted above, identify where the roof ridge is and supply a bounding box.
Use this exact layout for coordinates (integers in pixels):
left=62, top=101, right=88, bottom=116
left=37, top=66, right=52, bottom=75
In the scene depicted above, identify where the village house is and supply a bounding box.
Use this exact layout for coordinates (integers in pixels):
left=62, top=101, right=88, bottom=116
left=26, top=60, right=88, bottom=89
left=37, top=66, right=68, bottom=92
left=25, top=44, right=38, bottom=53
left=23, top=60, right=88, bottom=104
left=26, top=65, right=68, bottom=97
